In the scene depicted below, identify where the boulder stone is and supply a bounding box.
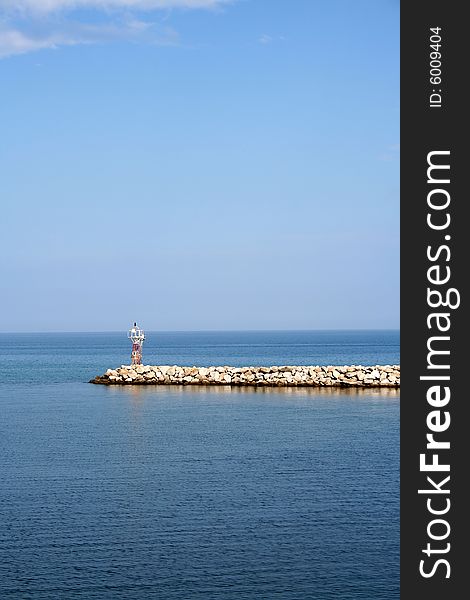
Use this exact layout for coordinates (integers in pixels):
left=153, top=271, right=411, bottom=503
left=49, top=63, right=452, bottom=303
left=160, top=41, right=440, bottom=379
left=91, top=364, right=400, bottom=388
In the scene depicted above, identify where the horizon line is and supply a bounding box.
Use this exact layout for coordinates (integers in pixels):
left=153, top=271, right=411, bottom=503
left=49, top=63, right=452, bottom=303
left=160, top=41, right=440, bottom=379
left=0, top=328, right=400, bottom=335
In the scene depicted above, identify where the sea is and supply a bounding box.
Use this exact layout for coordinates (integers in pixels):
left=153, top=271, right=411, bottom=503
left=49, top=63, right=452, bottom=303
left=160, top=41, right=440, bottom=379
left=0, top=330, right=400, bottom=599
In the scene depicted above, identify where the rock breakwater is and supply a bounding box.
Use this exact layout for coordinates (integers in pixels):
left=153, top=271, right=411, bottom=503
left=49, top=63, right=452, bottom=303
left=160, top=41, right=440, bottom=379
left=90, top=365, right=400, bottom=387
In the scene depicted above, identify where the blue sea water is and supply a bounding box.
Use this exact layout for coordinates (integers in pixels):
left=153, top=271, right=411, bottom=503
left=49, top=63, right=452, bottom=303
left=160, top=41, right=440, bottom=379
left=0, top=330, right=399, bottom=385
left=0, top=331, right=399, bottom=599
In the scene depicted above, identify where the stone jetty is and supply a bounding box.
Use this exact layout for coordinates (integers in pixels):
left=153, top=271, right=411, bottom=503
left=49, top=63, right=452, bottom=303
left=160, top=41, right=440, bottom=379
left=90, top=365, right=400, bottom=387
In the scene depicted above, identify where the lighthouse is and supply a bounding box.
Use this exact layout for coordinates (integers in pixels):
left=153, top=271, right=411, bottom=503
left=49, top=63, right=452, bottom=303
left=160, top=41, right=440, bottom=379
left=128, top=322, right=145, bottom=365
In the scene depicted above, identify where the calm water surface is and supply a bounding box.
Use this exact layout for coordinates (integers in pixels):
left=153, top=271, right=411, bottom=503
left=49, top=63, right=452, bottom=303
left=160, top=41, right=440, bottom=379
left=0, top=330, right=399, bottom=384
left=0, top=332, right=399, bottom=599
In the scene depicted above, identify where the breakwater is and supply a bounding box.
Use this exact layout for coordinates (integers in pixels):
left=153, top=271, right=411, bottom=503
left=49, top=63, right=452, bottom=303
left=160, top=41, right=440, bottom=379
left=90, top=364, right=400, bottom=387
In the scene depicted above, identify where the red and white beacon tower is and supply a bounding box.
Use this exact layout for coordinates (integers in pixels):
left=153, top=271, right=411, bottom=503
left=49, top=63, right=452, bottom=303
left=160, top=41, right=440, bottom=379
left=128, top=322, right=145, bottom=365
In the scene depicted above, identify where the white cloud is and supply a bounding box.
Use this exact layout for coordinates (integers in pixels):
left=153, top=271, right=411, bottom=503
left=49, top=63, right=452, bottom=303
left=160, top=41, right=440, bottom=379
left=0, top=18, right=178, bottom=57
left=1, top=0, right=229, bottom=13
left=258, top=33, right=272, bottom=44
left=0, top=0, right=231, bottom=57
left=0, top=28, right=62, bottom=56
left=258, top=33, right=286, bottom=45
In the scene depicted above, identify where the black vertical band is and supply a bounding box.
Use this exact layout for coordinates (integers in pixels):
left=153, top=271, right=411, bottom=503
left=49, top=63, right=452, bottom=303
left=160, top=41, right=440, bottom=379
left=401, top=2, right=468, bottom=597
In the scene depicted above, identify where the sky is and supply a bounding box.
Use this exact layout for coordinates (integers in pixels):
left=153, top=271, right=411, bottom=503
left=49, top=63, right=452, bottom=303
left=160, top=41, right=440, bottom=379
left=0, top=0, right=399, bottom=332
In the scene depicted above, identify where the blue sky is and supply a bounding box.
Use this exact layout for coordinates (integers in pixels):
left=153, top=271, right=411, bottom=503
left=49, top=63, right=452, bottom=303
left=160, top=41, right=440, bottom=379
left=0, top=0, right=399, bottom=332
